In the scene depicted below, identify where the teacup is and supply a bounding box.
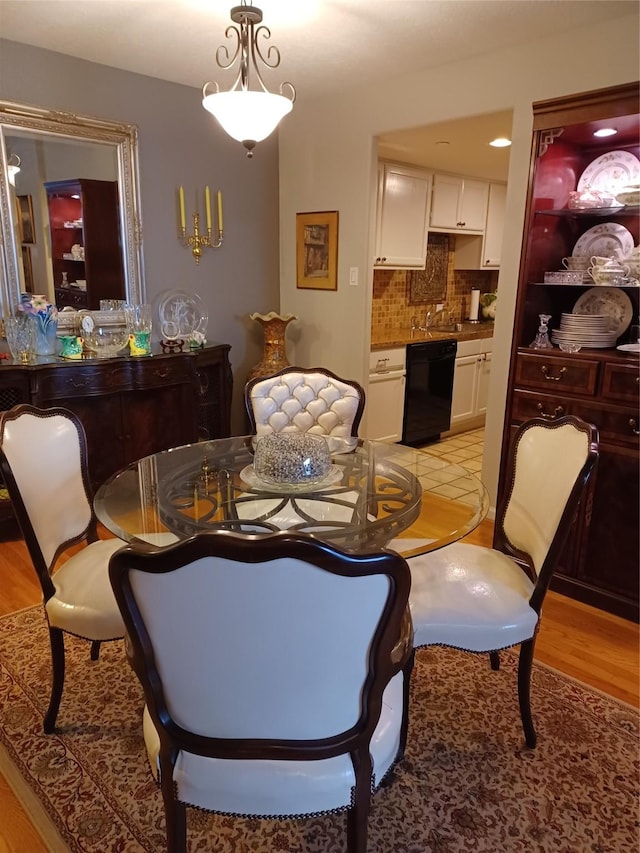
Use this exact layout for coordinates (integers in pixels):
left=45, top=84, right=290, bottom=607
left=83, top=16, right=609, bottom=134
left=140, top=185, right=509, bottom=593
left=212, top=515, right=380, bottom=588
left=59, top=335, right=84, bottom=359
left=129, top=330, right=151, bottom=356
left=562, top=256, right=589, bottom=270
left=590, top=256, right=615, bottom=267
left=589, top=266, right=626, bottom=285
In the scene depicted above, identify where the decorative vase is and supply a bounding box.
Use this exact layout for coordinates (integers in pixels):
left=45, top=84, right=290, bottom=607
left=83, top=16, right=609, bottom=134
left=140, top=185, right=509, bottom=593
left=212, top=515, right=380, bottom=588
left=19, top=295, right=59, bottom=356
left=248, top=312, right=296, bottom=380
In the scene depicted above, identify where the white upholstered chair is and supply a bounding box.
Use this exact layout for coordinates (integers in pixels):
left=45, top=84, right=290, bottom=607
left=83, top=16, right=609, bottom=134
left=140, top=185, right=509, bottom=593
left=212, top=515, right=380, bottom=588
left=408, top=416, right=598, bottom=748
left=245, top=366, right=365, bottom=440
left=109, top=531, right=412, bottom=853
left=0, top=404, right=125, bottom=733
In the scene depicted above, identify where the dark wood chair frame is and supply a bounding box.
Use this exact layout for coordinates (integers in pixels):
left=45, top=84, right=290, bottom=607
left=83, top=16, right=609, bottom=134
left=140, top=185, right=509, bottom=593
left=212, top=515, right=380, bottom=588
left=245, top=365, right=366, bottom=438
left=109, top=531, right=413, bottom=853
left=489, top=415, right=599, bottom=747
left=0, top=403, right=119, bottom=732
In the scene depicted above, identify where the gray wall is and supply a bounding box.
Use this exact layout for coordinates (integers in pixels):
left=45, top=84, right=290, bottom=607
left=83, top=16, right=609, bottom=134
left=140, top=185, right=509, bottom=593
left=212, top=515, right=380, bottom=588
left=0, top=39, right=281, bottom=432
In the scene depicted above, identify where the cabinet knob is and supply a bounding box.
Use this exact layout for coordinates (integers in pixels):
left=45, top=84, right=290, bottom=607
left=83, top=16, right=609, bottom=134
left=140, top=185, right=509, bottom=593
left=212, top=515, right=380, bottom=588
left=457, top=221, right=466, bottom=227
left=541, top=365, right=567, bottom=381
left=536, top=403, right=564, bottom=420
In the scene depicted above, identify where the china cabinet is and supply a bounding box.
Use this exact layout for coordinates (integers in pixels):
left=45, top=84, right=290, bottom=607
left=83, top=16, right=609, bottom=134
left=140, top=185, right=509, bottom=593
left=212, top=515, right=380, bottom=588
left=45, top=178, right=125, bottom=310
left=374, top=163, right=432, bottom=268
left=429, top=173, right=488, bottom=233
left=0, top=344, right=232, bottom=524
left=496, top=82, right=640, bottom=621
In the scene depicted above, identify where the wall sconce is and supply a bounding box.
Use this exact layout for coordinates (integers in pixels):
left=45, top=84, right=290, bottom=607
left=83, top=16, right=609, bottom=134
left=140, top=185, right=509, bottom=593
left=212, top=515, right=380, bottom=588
left=178, top=186, right=223, bottom=264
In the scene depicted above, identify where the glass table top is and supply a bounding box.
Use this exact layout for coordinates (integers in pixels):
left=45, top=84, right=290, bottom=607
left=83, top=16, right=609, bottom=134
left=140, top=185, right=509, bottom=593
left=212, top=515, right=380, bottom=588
left=94, top=436, right=489, bottom=558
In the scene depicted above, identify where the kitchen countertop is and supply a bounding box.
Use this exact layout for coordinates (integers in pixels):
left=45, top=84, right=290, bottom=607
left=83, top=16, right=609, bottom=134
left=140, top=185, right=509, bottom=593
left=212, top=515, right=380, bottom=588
left=371, top=322, right=494, bottom=350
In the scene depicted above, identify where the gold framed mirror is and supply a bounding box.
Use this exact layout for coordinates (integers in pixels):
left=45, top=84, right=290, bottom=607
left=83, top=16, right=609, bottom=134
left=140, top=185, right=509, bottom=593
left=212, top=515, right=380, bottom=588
left=0, top=100, right=144, bottom=315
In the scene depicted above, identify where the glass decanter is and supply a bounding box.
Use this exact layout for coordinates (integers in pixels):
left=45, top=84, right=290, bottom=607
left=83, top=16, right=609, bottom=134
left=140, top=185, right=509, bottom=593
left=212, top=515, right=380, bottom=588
left=530, top=313, right=553, bottom=349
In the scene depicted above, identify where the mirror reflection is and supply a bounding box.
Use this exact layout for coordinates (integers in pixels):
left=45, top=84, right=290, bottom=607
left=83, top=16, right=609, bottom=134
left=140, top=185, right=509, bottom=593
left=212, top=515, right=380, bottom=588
left=0, top=101, right=144, bottom=315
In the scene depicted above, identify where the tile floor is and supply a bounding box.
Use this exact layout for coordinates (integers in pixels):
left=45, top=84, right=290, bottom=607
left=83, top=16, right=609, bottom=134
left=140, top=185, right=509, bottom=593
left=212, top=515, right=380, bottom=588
left=420, top=427, right=485, bottom=474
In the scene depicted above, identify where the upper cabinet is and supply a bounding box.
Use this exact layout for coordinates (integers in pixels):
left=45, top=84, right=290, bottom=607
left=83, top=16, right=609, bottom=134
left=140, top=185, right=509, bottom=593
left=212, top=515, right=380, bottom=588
left=429, top=174, right=489, bottom=233
left=45, top=178, right=125, bottom=310
left=374, top=163, right=432, bottom=268
left=453, top=182, right=507, bottom=270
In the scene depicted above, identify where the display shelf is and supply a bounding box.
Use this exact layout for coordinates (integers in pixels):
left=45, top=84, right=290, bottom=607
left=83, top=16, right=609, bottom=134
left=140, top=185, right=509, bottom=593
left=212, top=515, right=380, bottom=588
left=535, top=206, right=637, bottom=218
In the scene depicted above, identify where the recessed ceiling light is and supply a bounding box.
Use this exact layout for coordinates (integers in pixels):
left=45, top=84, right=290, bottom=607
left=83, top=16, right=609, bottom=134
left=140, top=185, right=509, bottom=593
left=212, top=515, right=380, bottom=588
left=593, top=128, right=617, bottom=138
left=489, top=137, right=511, bottom=148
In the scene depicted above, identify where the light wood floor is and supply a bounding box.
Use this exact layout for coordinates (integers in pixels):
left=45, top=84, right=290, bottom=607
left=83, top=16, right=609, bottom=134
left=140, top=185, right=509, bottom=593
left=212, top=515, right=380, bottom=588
left=0, top=519, right=637, bottom=853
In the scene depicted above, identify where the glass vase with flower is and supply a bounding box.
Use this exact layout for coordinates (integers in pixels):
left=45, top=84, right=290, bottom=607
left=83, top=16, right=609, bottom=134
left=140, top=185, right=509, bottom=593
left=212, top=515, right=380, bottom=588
left=18, top=295, right=59, bottom=356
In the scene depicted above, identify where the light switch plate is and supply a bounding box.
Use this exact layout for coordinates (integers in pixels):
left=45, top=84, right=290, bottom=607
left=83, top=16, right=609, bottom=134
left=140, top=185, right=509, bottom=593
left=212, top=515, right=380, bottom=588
left=349, top=267, right=358, bottom=286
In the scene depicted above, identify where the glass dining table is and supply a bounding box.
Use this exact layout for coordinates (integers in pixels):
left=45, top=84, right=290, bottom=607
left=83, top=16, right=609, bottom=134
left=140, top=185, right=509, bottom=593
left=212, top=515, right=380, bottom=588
left=94, top=435, right=489, bottom=560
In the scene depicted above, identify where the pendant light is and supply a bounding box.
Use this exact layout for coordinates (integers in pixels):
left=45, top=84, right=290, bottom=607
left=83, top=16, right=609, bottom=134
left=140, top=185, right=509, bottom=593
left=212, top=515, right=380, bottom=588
left=202, top=2, right=296, bottom=158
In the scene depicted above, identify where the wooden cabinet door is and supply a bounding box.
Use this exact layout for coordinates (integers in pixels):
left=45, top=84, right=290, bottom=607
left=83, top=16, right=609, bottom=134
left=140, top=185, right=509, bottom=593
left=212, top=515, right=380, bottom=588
left=121, top=383, right=197, bottom=463
left=476, top=352, right=492, bottom=416
left=459, top=179, right=489, bottom=231
left=375, top=163, right=431, bottom=268
left=430, top=174, right=462, bottom=230
left=450, top=354, right=478, bottom=425
left=482, top=183, right=506, bottom=267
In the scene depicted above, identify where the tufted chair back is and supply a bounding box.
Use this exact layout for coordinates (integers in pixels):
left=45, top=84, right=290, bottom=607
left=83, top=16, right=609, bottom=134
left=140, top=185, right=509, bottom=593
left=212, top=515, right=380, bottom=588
left=245, top=366, right=365, bottom=439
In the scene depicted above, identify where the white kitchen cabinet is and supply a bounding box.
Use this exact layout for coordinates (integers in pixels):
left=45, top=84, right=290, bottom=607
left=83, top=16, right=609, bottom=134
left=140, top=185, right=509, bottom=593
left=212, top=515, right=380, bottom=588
left=429, top=174, right=488, bottom=233
left=453, top=182, right=507, bottom=269
left=366, top=347, right=406, bottom=442
left=448, top=337, right=493, bottom=433
left=374, top=163, right=432, bottom=268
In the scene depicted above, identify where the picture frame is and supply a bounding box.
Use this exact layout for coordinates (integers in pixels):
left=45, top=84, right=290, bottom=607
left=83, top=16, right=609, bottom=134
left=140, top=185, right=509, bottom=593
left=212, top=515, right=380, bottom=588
left=296, top=211, right=338, bottom=290
left=21, top=245, right=34, bottom=293
left=16, top=194, right=36, bottom=244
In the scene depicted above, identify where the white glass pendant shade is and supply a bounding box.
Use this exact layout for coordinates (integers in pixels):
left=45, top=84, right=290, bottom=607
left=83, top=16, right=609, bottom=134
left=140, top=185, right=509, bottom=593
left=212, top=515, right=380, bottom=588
left=202, top=90, right=293, bottom=145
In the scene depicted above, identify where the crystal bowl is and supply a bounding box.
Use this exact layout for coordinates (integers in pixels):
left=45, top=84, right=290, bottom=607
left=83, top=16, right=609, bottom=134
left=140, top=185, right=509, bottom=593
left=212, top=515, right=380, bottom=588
left=83, top=323, right=129, bottom=358
left=253, top=433, right=331, bottom=485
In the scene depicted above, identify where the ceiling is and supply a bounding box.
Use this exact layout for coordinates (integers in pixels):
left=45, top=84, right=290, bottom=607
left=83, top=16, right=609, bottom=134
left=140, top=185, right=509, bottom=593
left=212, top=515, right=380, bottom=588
left=1, top=0, right=636, bottom=181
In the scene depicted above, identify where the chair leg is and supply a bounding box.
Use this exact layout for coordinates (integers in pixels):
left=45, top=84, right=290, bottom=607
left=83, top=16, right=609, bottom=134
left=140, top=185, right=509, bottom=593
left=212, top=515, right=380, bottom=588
left=490, top=651, right=500, bottom=670
left=161, top=773, right=187, bottom=853
left=90, top=640, right=101, bottom=661
left=44, top=627, right=65, bottom=734
left=517, top=638, right=537, bottom=749
left=346, top=752, right=372, bottom=853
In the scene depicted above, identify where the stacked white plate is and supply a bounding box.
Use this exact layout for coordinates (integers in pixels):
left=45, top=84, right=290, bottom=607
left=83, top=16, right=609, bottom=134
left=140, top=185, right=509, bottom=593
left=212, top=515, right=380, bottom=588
left=551, top=314, right=618, bottom=349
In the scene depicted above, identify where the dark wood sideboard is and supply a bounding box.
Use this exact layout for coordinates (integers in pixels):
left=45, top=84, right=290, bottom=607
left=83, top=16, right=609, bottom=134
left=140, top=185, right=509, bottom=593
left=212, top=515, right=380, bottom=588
left=0, top=343, right=232, bottom=524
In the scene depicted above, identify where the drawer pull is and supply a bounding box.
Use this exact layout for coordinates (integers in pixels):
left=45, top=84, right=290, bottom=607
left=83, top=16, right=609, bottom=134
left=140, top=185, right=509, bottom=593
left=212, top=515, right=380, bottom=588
left=536, top=403, right=564, bottom=420
left=541, top=365, right=567, bottom=382
left=629, top=418, right=640, bottom=436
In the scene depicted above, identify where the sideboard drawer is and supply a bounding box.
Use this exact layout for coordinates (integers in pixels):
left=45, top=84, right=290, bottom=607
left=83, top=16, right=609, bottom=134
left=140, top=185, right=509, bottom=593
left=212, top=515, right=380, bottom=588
left=129, top=357, right=192, bottom=389
left=602, top=361, right=640, bottom=405
left=512, top=389, right=639, bottom=448
left=515, top=351, right=599, bottom=395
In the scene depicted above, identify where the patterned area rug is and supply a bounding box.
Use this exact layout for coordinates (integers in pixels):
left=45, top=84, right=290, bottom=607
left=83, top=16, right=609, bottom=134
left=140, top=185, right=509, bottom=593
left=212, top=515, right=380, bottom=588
left=0, top=606, right=638, bottom=852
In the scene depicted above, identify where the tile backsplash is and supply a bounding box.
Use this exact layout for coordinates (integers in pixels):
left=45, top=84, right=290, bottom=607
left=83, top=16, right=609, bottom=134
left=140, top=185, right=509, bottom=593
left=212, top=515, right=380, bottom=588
left=372, top=246, right=498, bottom=335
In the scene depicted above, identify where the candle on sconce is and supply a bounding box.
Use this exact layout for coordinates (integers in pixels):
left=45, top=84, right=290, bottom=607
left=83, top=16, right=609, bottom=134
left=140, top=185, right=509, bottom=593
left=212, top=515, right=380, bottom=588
left=205, top=186, right=212, bottom=231
left=179, top=186, right=186, bottom=231
left=217, top=190, right=224, bottom=231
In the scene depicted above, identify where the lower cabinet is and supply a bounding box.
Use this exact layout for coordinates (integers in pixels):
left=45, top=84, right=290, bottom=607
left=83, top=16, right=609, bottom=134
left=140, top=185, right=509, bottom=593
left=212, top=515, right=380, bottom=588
left=448, top=337, right=493, bottom=434
left=497, top=349, right=639, bottom=621
left=0, top=344, right=233, bottom=500
left=366, top=348, right=406, bottom=442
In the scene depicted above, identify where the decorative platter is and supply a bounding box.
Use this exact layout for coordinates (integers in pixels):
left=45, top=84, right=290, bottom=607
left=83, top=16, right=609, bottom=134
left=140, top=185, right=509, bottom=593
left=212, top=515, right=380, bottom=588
left=616, top=343, right=640, bottom=354
left=572, top=287, right=633, bottom=337
left=572, top=222, right=635, bottom=259
left=577, top=150, right=640, bottom=194
left=154, top=290, right=208, bottom=341
left=240, top=464, right=343, bottom=494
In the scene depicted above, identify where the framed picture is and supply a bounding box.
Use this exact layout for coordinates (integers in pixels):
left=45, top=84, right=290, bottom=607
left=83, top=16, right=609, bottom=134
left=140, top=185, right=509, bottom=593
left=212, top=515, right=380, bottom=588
left=21, top=245, right=34, bottom=293
left=296, top=211, right=338, bottom=290
left=16, top=194, right=36, bottom=244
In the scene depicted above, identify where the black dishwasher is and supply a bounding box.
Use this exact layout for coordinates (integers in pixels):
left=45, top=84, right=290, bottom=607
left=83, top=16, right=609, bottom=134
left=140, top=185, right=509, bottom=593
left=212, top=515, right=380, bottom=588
left=402, top=339, right=457, bottom=445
